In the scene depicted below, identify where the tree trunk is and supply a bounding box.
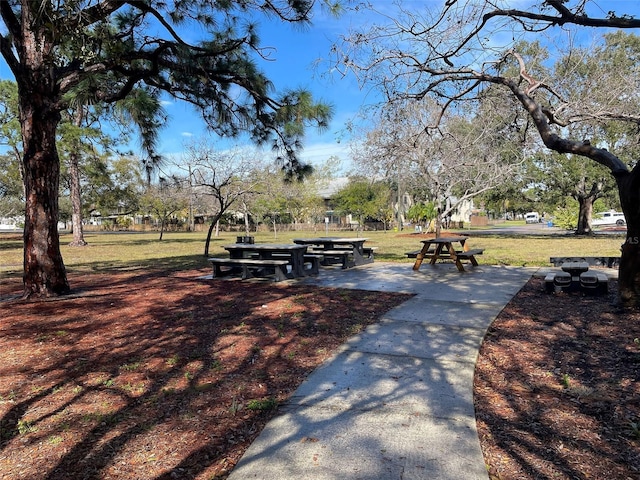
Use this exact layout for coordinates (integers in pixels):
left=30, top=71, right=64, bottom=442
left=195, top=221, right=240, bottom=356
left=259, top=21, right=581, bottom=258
left=616, top=169, right=640, bottom=307
left=244, top=209, right=250, bottom=235
left=575, top=195, right=594, bottom=235
left=159, top=216, right=166, bottom=241
left=435, top=215, right=442, bottom=238
left=68, top=151, right=87, bottom=246
left=204, top=214, right=223, bottom=256
left=20, top=97, right=69, bottom=298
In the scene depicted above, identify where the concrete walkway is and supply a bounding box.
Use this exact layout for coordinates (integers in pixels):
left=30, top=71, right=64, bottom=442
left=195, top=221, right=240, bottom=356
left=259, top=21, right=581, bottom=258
left=228, top=263, right=535, bottom=480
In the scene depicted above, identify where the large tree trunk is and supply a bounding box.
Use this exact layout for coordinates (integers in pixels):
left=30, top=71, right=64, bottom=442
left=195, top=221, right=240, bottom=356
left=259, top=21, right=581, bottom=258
left=20, top=98, right=69, bottom=298
left=616, top=169, right=640, bottom=307
left=575, top=195, right=594, bottom=235
left=16, top=2, right=69, bottom=297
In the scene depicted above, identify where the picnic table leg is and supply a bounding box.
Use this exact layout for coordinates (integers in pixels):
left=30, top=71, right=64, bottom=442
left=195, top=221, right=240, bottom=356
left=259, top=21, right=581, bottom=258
left=273, top=265, right=288, bottom=282
left=412, top=242, right=431, bottom=270
left=447, top=243, right=466, bottom=272
left=352, top=246, right=365, bottom=266
left=430, top=243, right=445, bottom=265
left=352, top=242, right=373, bottom=266
left=212, top=264, right=223, bottom=278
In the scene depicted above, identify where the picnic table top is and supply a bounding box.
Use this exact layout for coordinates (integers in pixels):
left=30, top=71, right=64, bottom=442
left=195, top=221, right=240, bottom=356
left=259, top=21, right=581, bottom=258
left=561, top=261, right=590, bottom=273
left=293, top=237, right=368, bottom=244
left=224, top=243, right=307, bottom=250
left=420, top=236, right=468, bottom=244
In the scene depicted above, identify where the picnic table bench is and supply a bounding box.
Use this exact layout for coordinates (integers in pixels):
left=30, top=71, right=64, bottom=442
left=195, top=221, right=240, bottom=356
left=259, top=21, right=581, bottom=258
left=407, top=248, right=484, bottom=260
left=293, top=237, right=374, bottom=268
left=209, top=243, right=314, bottom=282
left=209, top=257, right=290, bottom=282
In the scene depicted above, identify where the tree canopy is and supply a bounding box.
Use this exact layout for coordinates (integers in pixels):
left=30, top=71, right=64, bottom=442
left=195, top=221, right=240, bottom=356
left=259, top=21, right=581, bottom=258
left=335, top=0, right=640, bottom=305
left=1, top=0, right=334, bottom=298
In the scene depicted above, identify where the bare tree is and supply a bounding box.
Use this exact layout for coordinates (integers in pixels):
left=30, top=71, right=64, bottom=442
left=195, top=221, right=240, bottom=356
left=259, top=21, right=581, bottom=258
left=335, top=1, right=640, bottom=306
left=178, top=140, right=264, bottom=256
left=140, top=178, right=189, bottom=241
left=351, top=97, right=527, bottom=235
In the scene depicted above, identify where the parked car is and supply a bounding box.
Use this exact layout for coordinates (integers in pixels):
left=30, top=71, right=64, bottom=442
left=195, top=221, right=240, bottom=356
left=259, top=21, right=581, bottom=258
left=592, top=210, right=626, bottom=226
left=525, top=212, right=540, bottom=224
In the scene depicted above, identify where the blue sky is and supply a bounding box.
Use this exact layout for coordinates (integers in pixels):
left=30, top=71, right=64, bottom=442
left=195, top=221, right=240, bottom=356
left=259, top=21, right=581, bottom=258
left=1, top=1, right=640, bottom=173
left=156, top=4, right=374, bottom=171
left=155, top=0, right=640, bottom=171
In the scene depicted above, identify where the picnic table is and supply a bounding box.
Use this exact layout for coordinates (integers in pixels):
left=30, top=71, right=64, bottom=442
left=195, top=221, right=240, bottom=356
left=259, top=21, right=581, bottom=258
left=410, top=236, right=483, bottom=272
left=292, top=237, right=374, bottom=268
left=544, top=260, right=608, bottom=293
left=209, top=243, right=312, bottom=281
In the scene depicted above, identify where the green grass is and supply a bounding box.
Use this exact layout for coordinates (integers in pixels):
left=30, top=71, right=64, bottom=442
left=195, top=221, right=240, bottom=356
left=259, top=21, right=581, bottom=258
left=0, top=227, right=625, bottom=275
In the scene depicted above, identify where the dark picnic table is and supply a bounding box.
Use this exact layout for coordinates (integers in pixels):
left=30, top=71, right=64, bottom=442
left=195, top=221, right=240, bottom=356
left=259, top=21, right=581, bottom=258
left=292, top=237, right=374, bottom=268
left=224, top=243, right=309, bottom=278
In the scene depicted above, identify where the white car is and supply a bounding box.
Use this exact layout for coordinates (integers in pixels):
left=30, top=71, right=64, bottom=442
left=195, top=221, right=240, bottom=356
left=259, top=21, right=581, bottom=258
left=592, top=210, right=626, bottom=226
left=525, top=212, right=540, bottom=224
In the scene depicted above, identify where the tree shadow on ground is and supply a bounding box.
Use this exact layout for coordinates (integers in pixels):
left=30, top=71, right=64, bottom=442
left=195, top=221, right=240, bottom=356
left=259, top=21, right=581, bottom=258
left=474, top=277, right=640, bottom=480
left=0, top=269, right=411, bottom=479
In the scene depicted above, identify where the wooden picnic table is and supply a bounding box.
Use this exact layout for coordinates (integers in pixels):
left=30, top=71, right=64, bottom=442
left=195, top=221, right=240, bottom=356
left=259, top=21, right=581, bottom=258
left=411, top=236, right=483, bottom=272
left=292, top=237, right=374, bottom=268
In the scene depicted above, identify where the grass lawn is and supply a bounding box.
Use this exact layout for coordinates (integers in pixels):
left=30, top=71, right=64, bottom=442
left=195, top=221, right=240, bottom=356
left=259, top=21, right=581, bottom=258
left=0, top=227, right=626, bottom=275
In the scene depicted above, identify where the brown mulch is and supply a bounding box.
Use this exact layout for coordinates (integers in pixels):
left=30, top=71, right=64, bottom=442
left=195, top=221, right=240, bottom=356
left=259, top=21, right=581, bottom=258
left=1, top=268, right=639, bottom=479
left=0, top=269, right=411, bottom=479
left=475, top=276, right=640, bottom=480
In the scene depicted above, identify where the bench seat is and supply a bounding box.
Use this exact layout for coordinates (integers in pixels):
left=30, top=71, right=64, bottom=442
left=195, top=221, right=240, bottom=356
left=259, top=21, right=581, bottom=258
left=414, top=249, right=483, bottom=260
left=209, top=258, right=290, bottom=282
left=456, top=249, right=484, bottom=258
left=406, top=249, right=435, bottom=258
left=580, top=271, right=609, bottom=293
left=544, top=270, right=608, bottom=294
left=312, top=249, right=355, bottom=269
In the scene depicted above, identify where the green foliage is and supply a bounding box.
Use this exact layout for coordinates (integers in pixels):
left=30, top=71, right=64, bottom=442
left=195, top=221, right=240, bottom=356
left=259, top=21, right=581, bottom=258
left=139, top=180, right=189, bottom=239
left=0, top=0, right=331, bottom=177
left=0, top=154, right=23, bottom=216
left=248, top=163, right=330, bottom=227
left=406, top=202, right=436, bottom=224
left=332, top=180, right=392, bottom=224
left=86, top=156, right=144, bottom=216
left=246, top=398, right=278, bottom=411
left=0, top=82, right=24, bottom=216
left=553, top=203, right=579, bottom=230
left=0, top=80, right=20, bottom=151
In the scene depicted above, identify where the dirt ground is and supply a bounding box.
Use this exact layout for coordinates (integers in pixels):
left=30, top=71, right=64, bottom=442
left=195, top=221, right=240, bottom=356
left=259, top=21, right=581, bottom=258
left=474, top=276, right=640, bottom=480
left=0, top=268, right=638, bottom=479
left=0, top=269, right=411, bottom=479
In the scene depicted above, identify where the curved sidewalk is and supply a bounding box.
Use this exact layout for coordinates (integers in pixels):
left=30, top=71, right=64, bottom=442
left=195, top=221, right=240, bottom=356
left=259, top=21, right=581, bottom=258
left=228, top=263, right=535, bottom=480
